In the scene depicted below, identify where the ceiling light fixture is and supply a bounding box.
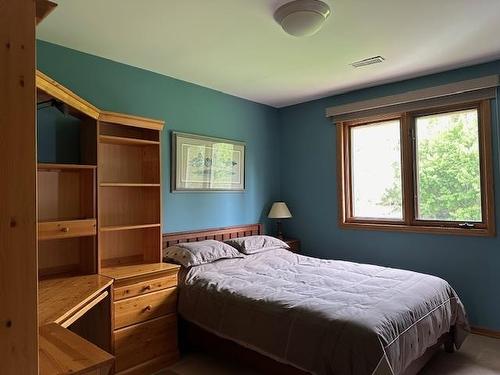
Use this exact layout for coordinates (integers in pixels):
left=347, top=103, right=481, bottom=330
left=274, top=0, right=331, bottom=37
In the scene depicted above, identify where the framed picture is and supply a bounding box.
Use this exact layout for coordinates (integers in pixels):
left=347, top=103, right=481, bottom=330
left=171, top=132, right=245, bottom=192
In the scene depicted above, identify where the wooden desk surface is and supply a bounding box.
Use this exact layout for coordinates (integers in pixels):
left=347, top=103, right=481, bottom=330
left=101, top=262, right=179, bottom=281
left=39, top=274, right=113, bottom=326
left=39, top=323, right=114, bottom=375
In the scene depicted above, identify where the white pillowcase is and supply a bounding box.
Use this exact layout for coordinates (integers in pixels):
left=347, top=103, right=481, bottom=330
left=163, top=240, right=243, bottom=267
left=225, top=235, right=289, bottom=254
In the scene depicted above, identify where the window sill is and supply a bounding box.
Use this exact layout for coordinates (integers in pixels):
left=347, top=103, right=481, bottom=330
left=339, top=221, right=495, bottom=237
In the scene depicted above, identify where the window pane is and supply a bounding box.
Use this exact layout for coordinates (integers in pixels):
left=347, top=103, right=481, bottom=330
left=415, top=109, right=482, bottom=222
left=350, top=120, right=402, bottom=219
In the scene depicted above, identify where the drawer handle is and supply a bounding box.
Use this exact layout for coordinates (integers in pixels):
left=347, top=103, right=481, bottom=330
left=143, top=285, right=152, bottom=291
left=60, top=227, right=70, bottom=233
left=143, top=305, right=153, bottom=312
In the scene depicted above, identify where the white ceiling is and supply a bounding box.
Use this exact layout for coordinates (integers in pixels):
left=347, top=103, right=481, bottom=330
left=37, top=0, right=500, bottom=108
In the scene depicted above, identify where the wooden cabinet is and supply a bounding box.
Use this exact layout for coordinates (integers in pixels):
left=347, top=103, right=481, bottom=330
left=113, top=315, right=178, bottom=373
left=103, top=264, right=180, bottom=375
left=114, top=287, right=177, bottom=329
left=114, top=272, right=178, bottom=301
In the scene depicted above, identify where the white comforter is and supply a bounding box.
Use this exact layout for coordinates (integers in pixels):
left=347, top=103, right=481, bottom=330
left=178, top=249, right=469, bottom=375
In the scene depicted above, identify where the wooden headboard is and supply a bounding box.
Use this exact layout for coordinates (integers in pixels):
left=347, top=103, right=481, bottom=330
left=162, top=223, right=263, bottom=250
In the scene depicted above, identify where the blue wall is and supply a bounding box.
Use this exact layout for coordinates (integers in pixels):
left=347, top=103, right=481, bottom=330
left=37, top=40, right=281, bottom=232
left=38, top=39, right=500, bottom=330
left=279, top=60, right=500, bottom=330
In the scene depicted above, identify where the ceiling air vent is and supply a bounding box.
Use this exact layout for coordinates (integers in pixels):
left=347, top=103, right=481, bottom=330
left=350, top=56, right=385, bottom=68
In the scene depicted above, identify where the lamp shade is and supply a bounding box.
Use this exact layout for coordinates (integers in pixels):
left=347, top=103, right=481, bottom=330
left=268, top=202, right=292, bottom=219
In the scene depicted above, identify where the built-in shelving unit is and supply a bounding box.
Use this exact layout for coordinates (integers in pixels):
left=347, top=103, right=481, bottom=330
left=98, top=114, right=163, bottom=271
left=37, top=73, right=98, bottom=279
left=35, top=69, right=168, bottom=374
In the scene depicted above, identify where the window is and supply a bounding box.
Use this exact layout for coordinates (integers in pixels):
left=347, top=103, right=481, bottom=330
left=350, top=119, right=402, bottom=219
left=337, top=101, right=494, bottom=236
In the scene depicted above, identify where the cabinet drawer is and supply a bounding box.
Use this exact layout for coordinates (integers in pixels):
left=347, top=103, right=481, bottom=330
left=38, top=219, right=96, bottom=240
left=115, top=353, right=179, bottom=375
left=114, top=272, right=178, bottom=301
left=114, top=314, right=178, bottom=372
left=114, top=287, right=177, bottom=329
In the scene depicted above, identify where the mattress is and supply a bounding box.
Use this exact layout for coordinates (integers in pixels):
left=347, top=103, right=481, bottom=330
left=177, top=249, right=469, bottom=375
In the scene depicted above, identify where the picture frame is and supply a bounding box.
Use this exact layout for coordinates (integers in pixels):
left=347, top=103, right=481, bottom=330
left=171, top=132, right=246, bottom=192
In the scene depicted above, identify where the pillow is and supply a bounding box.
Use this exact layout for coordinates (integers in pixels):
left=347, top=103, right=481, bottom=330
left=163, top=240, right=243, bottom=267
left=225, top=235, right=289, bottom=254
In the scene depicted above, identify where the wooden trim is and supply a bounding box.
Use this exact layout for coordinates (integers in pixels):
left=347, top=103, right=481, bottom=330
left=38, top=275, right=113, bottom=326
left=341, top=117, right=404, bottom=222
left=99, top=111, right=165, bottom=131
left=36, top=0, right=57, bottom=25
left=100, top=183, right=160, bottom=187
left=100, top=262, right=179, bottom=282
left=60, top=291, right=109, bottom=328
left=0, top=0, right=38, bottom=373
left=401, top=113, right=414, bottom=224
left=36, top=73, right=164, bottom=130
left=100, top=223, right=161, bottom=232
left=36, top=70, right=100, bottom=119
left=326, top=75, right=499, bottom=118
left=337, top=101, right=495, bottom=236
left=339, top=221, right=492, bottom=236
left=471, top=326, right=500, bottom=339
left=99, top=135, right=160, bottom=146
left=38, top=163, right=97, bottom=171
left=479, top=100, right=496, bottom=236
left=336, top=124, right=346, bottom=225
left=163, top=223, right=263, bottom=250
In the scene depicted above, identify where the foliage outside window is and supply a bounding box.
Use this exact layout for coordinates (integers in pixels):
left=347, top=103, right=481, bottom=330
left=337, top=101, right=494, bottom=236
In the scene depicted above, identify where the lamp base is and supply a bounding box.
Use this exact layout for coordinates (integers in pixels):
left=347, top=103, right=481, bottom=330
left=276, top=221, right=284, bottom=240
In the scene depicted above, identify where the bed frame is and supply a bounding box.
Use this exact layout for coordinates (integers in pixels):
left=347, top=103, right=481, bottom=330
left=163, top=223, right=454, bottom=375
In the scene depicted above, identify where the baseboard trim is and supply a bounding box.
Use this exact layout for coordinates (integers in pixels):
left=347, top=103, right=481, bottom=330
left=471, top=326, right=500, bottom=339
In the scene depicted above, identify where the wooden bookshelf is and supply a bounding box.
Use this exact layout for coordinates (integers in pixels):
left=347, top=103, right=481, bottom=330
left=37, top=79, right=98, bottom=279
left=97, top=113, right=178, bottom=374
left=98, top=117, right=163, bottom=271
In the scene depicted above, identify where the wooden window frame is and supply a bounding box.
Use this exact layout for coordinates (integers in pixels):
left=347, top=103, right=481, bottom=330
left=337, top=100, right=495, bottom=236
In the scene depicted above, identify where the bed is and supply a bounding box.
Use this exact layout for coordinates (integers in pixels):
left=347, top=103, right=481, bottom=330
left=163, top=224, right=469, bottom=375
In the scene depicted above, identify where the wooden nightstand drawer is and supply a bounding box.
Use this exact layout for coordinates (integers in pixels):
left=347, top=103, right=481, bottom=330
left=114, top=272, right=178, bottom=301
left=114, top=314, right=178, bottom=372
left=114, top=287, right=177, bottom=329
left=285, top=239, right=300, bottom=253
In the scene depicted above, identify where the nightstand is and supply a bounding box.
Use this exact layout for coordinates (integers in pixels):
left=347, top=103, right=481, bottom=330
left=101, top=262, right=180, bottom=375
left=284, top=239, right=301, bottom=253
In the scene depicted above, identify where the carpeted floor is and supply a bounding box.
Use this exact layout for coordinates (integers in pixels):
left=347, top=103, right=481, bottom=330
left=157, top=334, right=500, bottom=375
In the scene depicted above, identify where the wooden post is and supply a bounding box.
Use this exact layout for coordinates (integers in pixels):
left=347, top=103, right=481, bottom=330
left=0, top=0, right=38, bottom=374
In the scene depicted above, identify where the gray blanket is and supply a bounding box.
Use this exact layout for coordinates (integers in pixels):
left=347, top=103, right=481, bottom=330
left=178, top=249, right=469, bottom=375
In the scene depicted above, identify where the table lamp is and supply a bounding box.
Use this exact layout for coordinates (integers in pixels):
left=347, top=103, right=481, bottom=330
left=268, top=201, right=292, bottom=239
